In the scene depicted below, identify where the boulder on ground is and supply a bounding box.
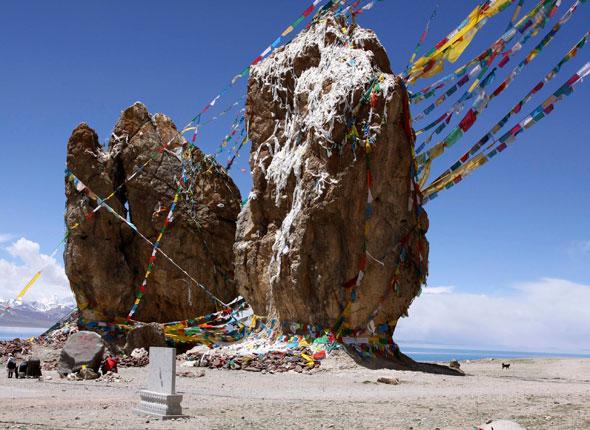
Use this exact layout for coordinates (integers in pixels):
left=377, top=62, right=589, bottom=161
left=79, top=367, right=99, bottom=380
left=124, top=323, right=166, bottom=354
left=25, top=358, right=42, bottom=378
left=58, top=331, right=105, bottom=376
left=377, top=377, right=400, bottom=385
left=235, top=15, right=428, bottom=341
left=64, top=102, right=242, bottom=323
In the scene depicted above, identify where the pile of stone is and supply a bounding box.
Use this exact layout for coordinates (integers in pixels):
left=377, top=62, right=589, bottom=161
left=36, top=323, right=79, bottom=350
left=0, top=338, right=31, bottom=361
left=119, top=348, right=150, bottom=368
left=42, top=360, right=59, bottom=371
left=184, top=349, right=320, bottom=373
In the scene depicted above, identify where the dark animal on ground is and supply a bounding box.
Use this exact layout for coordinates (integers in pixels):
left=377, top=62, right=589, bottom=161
left=502, top=362, right=511, bottom=370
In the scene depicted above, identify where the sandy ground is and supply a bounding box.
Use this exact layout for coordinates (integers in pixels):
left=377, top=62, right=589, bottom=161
left=0, top=354, right=588, bottom=430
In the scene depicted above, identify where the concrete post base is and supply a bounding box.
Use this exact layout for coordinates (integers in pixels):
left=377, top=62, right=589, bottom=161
left=135, top=390, right=188, bottom=420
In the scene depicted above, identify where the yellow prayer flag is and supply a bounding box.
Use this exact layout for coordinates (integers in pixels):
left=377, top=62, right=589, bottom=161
left=16, top=271, right=42, bottom=300
left=468, top=78, right=481, bottom=93
left=446, top=27, right=479, bottom=64
left=282, top=26, right=294, bottom=37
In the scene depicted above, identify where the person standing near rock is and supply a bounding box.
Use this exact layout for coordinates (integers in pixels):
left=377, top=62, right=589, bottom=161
left=17, top=359, right=28, bottom=379
left=6, top=354, right=17, bottom=378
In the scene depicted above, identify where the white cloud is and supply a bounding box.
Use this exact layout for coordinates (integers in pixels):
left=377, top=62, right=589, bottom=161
left=0, top=233, right=14, bottom=244
left=423, top=286, right=454, bottom=295
left=0, top=238, right=73, bottom=304
left=396, top=278, right=590, bottom=353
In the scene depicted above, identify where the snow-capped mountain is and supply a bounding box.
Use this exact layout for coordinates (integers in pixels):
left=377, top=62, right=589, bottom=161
left=0, top=298, right=75, bottom=328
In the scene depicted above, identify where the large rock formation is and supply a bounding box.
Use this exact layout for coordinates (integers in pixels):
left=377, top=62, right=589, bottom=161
left=235, top=16, right=429, bottom=343
left=64, top=103, right=241, bottom=323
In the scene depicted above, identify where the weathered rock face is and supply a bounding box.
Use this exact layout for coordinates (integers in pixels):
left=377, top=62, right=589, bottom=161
left=65, top=103, right=241, bottom=323
left=235, top=16, right=429, bottom=338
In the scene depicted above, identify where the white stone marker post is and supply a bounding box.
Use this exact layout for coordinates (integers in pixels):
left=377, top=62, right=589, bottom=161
left=136, top=347, right=187, bottom=419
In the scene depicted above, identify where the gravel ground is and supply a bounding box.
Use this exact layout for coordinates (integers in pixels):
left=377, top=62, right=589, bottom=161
left=0, top=354, right=588, bottom=429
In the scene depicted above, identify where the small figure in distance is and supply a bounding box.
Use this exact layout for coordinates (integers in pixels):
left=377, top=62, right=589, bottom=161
left=17, top=359, right=28, bottom=378
left=502, top=362, right=511, bottom=370
left=6, top=354, right=17, bottom=378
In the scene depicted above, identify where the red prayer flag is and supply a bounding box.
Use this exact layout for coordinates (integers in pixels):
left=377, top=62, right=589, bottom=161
left=435, top=38, right=448, bottom=50
left=493, top=81, right=507, bottom=97
left=459, top=109, right=477, bottom=132
left=498, top=55, right=510, bottom=68
left=566, top=75, right=580, bottom=86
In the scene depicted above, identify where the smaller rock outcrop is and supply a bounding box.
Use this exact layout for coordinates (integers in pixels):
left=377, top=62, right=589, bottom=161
left=58, top=331, right=105, bottom=375
left=124, top=323, right=167, bottom=354
left=64, top=103, right=242, bottom=323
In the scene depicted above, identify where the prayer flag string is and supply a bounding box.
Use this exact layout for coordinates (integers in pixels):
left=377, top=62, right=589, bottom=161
left=506, top=0, right=526, bottom=30
left=408, top=0, right=560, bottom=100
left=405, top=4, right=439, bottom=73
left=412, top=0, right=556, bottom=134
left=415, top=0, right=586, bottom=174
left=182, top=0, right=334, bottom=139
left=424, top=31, right=589, bottom=189
left=404, top=0, right=521, bottom=83
left=126, top=187, right=181, bottom=320
left=423, top=62, right=590, bottom=201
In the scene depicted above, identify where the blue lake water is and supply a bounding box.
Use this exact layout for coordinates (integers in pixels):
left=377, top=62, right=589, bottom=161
left=398, top=344, right=590, bottom=362
left=0, top=326, right=47, bottom=341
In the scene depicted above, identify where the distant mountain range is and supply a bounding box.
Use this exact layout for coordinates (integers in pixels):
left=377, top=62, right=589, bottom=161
left=0, top=299, right=75, bottom=328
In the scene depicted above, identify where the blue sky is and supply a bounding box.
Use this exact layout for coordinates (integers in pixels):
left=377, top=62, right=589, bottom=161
left=0, top=1, right=588, bottom=350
